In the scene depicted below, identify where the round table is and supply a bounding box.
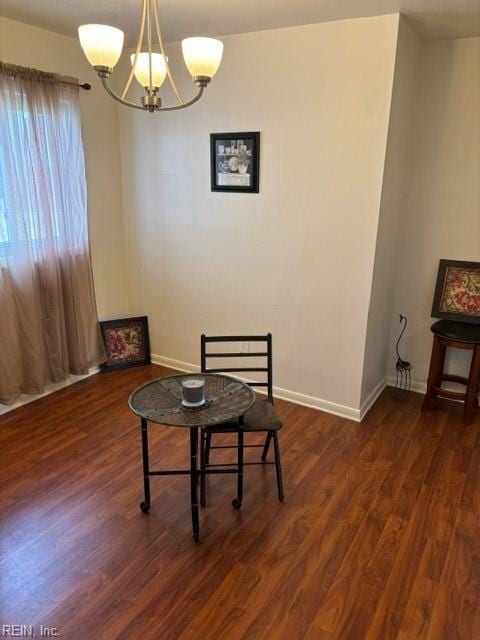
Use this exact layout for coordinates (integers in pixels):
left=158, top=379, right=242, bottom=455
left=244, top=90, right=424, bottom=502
left=128, top=373, right=255, bottom=541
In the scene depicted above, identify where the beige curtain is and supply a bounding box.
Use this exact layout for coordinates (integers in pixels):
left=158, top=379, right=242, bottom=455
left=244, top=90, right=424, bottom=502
left=0, top=63, right=105, bottom=404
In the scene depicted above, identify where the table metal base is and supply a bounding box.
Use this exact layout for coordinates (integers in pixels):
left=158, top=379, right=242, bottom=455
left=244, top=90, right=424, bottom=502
left=140, top=420, right=202, bottom=541
left=139, top=419, right=246, bottom=542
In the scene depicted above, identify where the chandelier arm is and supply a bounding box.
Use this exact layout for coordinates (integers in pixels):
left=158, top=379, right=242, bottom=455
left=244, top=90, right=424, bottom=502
left=121, top=0, right=148, bottom=100
left=157, top=86, right=204, bottom=111
left=152, top=0, right=185, bottom=105
left=101, top=76, right=203, bottom=112
left=101, top=76, right=147, bottom=111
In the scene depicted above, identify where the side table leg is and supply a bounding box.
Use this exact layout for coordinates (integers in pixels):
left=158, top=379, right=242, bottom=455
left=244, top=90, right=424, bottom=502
left=140, top=418, right=151, bottom=513
left=465, top=345, right=480, bottom=424
left=190, top=427, right=200, bottom=542
left=422, top=335, right=446, bottom=412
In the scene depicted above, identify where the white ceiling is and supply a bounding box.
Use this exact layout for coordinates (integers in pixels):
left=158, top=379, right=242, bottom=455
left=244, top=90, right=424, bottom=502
left=0, top=0, right=479, bottom=44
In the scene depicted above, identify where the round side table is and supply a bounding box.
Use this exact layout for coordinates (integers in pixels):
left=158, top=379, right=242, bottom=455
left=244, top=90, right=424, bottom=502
left=422, top=320, right=480, bottom=423
left=128, top=373, right=255, bottom=542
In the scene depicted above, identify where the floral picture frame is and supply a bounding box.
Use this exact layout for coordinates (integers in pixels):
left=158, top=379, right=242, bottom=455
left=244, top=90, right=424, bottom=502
left=431, top=259, right=480, bottom=324
left=100, top=316, right=151, bottom=371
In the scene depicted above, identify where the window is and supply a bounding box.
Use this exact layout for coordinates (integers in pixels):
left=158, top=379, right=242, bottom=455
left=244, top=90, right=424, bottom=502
left=0, top=94, right=87, bottom=262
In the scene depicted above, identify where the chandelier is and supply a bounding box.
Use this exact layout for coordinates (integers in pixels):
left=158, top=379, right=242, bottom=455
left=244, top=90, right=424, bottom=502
left=78, top=0, right=223, bottom=113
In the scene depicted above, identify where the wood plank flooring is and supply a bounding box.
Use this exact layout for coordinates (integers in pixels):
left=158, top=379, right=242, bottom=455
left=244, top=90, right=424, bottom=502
left=0, top=364, right=479, bottom=639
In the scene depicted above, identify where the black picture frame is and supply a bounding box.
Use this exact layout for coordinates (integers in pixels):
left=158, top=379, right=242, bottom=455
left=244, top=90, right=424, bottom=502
left=431, top=259, right=480, bottom=324
left=99, top=316, right=151, bottom=372
left=210, top=131, right=260, bottom=193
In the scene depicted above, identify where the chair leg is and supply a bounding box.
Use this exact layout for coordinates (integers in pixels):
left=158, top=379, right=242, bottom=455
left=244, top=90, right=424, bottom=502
left=205, top=431, right=212, bottom=464
left=273, top=431, right=285, bottom=502
left=261, top=431, right=273, bottom=462
left=200, top=429, right=206, bottom=507
left=232, top=429, right=244, bottom=509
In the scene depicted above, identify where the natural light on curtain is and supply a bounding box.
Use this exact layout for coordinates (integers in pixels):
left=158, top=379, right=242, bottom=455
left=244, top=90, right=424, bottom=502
left=0, top=63, right=104, bottom=404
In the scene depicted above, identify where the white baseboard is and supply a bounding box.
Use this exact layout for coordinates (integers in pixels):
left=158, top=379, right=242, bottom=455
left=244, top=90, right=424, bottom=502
left=153, top=354, right=201, bottom=374
left=268, top=384, right=362, bottom=422
left=359, top=378, right=387, bottom=421
left=152, top=353, right=363, bottom=422
left=0, top=367, right=100, bottom=416
left=0, top=355, right=431, bottom=422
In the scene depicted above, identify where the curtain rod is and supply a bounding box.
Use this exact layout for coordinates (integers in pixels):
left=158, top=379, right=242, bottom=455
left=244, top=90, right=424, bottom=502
left=0, top=62, right=92, bottom=91
left=58, top=79, right=91, bottom=91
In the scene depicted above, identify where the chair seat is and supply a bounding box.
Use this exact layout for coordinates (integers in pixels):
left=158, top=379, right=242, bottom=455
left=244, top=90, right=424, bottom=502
left=205, top=398, right=283, bottom=433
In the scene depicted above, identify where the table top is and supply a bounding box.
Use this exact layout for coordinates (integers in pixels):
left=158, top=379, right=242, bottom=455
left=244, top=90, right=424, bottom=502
left=431, top=319, right=480, bottom=344
left=128, top=373, right=255, bottom=427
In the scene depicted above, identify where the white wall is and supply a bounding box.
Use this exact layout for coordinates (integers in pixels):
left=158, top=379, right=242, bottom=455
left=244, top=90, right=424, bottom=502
left=118, top=15, right=400, bottom=416
left=0, top=17, right=129, bottom=320
left=388, top=36, right=480, bottom=388
left=9, top=11, right=471, bottom=417
left=361, top=17, right=421, bottom=403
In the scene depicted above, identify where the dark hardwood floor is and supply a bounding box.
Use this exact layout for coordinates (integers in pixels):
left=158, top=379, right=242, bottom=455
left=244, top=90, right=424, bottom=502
left=1, top=364, right=479, bottom=639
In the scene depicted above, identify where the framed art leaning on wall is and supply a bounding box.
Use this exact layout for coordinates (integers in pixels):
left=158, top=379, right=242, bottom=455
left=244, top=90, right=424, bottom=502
left=210, top=131, right=260, bottom=193
left=100, top=316, right=151, bottom=371
left=431, top=259, right=480, bottom=324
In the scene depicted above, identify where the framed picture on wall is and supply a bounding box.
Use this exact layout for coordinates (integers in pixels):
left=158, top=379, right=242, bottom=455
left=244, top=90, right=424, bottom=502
left=210, top=131, right=260, bottom=193
left=431, top=259, right=480, bottom=324
left=99, top=316, right=151, bottom=371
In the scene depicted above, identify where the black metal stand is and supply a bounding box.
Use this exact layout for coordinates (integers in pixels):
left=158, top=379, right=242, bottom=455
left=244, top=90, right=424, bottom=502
left=393, top=314, right=412, bottom=402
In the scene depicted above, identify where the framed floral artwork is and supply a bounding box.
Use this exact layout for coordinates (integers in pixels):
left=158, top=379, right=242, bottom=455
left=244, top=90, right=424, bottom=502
left=99, top=316, right=151, bottom=371
left=432, top=260, right=480, bottom=324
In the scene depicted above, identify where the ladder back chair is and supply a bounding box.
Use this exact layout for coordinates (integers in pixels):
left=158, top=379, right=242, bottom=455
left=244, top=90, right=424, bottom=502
left=200, top=333, right=284, bottom=509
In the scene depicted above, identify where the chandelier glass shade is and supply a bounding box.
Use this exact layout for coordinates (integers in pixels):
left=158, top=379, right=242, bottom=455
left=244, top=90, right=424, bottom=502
left=130, top=52, right=167, bottom=89
left=78, top=0, right=223, bottom=113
